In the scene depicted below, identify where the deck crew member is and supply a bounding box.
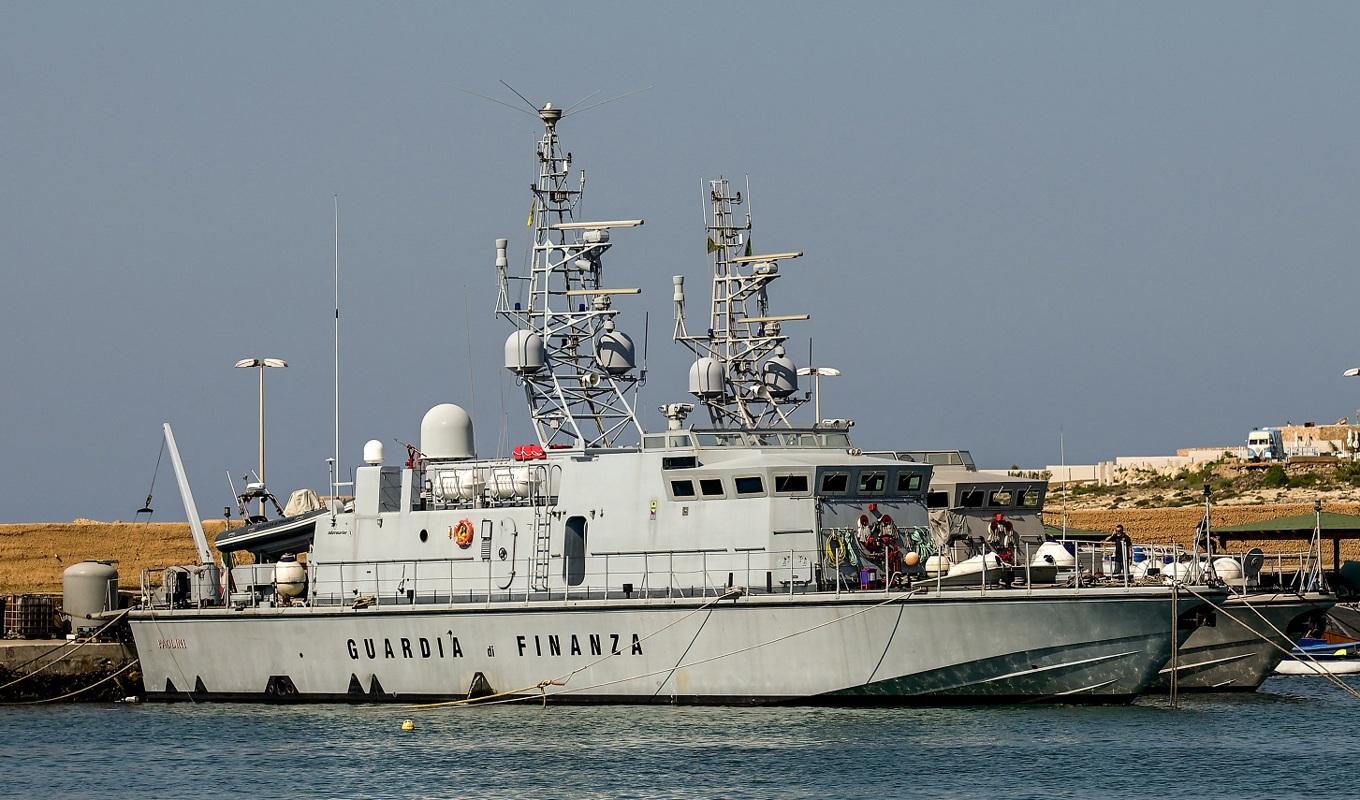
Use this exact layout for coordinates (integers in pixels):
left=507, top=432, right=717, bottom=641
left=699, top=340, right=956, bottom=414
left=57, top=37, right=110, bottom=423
left=988, top=513, right=1019, bottom=563
left=1104, top=524, right=1133, bottom=578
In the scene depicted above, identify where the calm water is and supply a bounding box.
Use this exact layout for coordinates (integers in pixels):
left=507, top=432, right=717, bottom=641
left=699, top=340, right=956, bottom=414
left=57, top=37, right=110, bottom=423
left=2, top=678, right=1357, bottom=799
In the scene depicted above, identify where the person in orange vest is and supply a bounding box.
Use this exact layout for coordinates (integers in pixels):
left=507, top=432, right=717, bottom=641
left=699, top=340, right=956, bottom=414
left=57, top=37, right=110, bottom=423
left=988, top=513, right=1018, bottom=564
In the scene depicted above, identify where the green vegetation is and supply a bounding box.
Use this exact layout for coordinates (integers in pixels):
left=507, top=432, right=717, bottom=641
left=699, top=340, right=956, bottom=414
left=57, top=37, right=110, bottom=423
left=1262, top=464, right=1289, bottom=488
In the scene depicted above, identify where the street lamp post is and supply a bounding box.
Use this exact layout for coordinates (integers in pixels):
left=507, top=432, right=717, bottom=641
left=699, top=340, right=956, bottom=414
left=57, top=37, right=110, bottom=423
left=797, top=366, right=841, bottom=425
left=235, top=357, right=287, bottom=515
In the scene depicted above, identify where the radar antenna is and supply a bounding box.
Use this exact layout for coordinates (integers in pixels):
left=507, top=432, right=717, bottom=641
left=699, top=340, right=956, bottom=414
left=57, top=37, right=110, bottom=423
left=673, top=177, right=810, bottom=428
left=495, top=103, right=646, bottom=449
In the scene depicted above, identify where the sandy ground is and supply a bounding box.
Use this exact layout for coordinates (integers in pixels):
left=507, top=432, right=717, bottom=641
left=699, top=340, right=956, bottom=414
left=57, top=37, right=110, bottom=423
left=0, top=521, right=229, bottom=594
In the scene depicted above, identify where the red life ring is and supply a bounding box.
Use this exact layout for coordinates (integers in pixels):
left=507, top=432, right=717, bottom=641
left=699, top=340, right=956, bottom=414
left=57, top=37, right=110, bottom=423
left=452, top=519, right=475, bottom=549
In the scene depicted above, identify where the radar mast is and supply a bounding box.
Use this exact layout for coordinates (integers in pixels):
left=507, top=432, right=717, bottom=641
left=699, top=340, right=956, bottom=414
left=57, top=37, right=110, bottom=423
left=673, top=177, right=809, bottom=428
left=496, top=103, right=645, bottom=449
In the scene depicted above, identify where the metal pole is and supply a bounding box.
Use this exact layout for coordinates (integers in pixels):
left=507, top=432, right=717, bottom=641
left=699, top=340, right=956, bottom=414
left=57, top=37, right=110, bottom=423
left=1169, top=580, right=1180, bottom=707
left=257, top=365, right=266, bottom=517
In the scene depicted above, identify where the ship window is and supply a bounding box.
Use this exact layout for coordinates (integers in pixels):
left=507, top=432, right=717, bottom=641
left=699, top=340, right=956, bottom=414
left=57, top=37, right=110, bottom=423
left=988, top=490, right=1014, bottom=507
left=896, top=472, right=923, bottom=493
left=774, top=474, right=810, bottom=495
left=699, top=478, right=725, bottom=497
left=670, top=480, right=696, bottom=499
left=662, top=456, right=698, bottom=470
left=857, top=471, right=887, bottom=495
left=959, top=489, right=985, bottom=508
left=643, top=435, right=667, bottom=450
left=819, top=432, right=851, bottom=448
left=563, top=516, right=587, bottom=586
left=668, top=435, right=693, bottom=448
left=734, top=476, right=765, bottom=496
left=927, top=491, right=950, bottom=508
left=820, top=472, right=849, bottom=494
left=753, top=433, right=782, bottom=447
left=1018, top=489, right=1042, bottom=508
left=378, top=468, right=402, bottom=513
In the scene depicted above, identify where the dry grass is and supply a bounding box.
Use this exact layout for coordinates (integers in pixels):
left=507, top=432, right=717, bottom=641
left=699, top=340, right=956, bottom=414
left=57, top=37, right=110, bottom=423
left=0, top=521, right=231, bottom=594
left=1052, top=502, right=1360, bottom=565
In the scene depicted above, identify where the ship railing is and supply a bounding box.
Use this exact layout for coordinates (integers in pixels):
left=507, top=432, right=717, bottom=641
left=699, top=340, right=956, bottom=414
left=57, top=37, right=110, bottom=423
left=1122, top=543, right=1325, bottom=596
left=141, top=538, right=1223, bottom=614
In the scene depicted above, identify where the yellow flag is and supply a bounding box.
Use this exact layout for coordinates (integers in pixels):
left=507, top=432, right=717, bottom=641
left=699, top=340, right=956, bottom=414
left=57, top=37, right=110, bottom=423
left=526, top=198, right=536, bottom=227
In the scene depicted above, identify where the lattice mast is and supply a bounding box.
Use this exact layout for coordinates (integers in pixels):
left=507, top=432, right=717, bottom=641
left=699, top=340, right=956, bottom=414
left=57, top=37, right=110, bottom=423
left=496, top=104, right=645, bottom=449
left=673, top=177, right=810, bottom=428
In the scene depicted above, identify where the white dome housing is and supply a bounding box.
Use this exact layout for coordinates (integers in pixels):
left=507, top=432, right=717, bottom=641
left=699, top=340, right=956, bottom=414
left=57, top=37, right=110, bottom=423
left=363, top=439, right=384, bottom=466
left=595, top=322, right=635, bottom=375
left=689, top=357, right=724, bottom=398
left=421, top=403, right=475, bottom=460
left=504, top=330, right=545, bottom=374
left=762, top=348, right=798, bottom=398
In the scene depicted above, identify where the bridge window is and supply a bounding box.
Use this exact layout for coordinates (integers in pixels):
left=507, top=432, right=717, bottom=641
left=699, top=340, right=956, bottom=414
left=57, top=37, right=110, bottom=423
left=857, top=471, right=887, bottom=495
left=662, top=456, right=698, bottom=470
left=988, top=490, right=1013, bottom=507
left=896, top=472, right=923, bottom=493
left=927, top=491, right=949, bottom=508
left=670, top=480, right=696, bottom=499
left=735, top=476, right=765, bottom=496
left=1018, top=489, right=1042, bottom=508
left=774, top=474, right=810, bottom=495
left=959, top=489, right=985, bottom=508
left=643, top=435, right=667, bottom=449
left=820, top=472, right=849, bottom=494
left=699, top=478, right=725, bottom=497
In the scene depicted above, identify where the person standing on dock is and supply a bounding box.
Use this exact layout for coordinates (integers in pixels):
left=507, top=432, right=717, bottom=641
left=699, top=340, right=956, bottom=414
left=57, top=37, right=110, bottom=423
left=1105, top=524, right=1133, bottom=578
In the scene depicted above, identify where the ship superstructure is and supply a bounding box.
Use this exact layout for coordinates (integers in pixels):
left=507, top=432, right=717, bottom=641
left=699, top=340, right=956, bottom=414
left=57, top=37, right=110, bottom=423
left=127, top=102, right=1211, bottom=706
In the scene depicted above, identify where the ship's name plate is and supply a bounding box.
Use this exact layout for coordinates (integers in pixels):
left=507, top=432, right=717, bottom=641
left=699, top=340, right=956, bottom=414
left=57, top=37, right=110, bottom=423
left=344, top=631, right=645, bottom=660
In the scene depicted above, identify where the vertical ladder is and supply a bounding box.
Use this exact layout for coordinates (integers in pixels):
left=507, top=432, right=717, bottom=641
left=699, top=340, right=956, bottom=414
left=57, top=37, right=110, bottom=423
left=529, top=465, right=557, bottom=591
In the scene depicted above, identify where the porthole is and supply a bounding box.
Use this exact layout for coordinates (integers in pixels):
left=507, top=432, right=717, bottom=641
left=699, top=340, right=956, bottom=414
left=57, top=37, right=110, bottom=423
left=419, top=528, right=429, bottom=542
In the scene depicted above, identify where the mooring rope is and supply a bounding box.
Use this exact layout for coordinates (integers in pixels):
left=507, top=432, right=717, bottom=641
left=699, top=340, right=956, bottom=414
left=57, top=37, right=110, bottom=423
left=1179, top=585, right=1360, bottom=703
left=411, top=588, right=915, bottom=710
left=0, top=659, right=140, bottom=706
left=0, top=608, right=131, bottom=692
left=408, top=586, right=746, bottom=710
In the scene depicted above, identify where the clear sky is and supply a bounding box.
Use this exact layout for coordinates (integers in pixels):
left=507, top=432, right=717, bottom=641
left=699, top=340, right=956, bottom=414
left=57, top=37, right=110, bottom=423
left=3, top=2, right=1359, bottom=521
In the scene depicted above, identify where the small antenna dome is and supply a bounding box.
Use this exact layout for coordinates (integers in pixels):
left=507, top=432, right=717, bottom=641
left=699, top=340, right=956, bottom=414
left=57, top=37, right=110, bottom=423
left=505, top=330, right=545, bottom=374
left=421, top=404, right=475, bottom=460
left=595, top=321, right=635, bottom=375
left=363, top=440, right=384, bottom=466
left=763, top=349, right=798, bottom=398
left=689, top=357, right=724, bottom=398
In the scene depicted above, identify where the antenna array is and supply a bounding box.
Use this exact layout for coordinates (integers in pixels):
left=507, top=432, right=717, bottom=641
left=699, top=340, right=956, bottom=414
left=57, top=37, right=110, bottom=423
left=495, top=104, right=645, bottom=449
left=673, top=177, right=810, bottom=428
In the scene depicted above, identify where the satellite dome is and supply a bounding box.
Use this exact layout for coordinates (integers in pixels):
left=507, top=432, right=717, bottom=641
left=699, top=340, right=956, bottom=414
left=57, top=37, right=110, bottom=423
left=688, top=357, right=724, bottom=398
left=504, top=330, right=545, bottom=374
left=595, top=321, right=635, bottom=375
left=762, top=348, right=798, bottom=398
left=420, top=404, right=475, bottom=460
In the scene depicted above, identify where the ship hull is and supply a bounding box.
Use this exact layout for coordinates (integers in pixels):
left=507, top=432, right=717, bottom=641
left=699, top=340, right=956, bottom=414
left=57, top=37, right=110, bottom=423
left=1148, top=593, right=1332, bottom=692
left=130, top=587, right=1200, bottom=705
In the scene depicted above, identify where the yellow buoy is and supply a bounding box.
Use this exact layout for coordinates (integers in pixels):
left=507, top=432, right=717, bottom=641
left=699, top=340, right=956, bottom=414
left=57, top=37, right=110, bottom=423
left=401, top=719, right=415, bottom=731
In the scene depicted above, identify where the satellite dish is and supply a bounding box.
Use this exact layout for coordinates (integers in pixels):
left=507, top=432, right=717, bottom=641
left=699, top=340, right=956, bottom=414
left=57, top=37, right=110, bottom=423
left=1243, top=547, right=1266, bottom=579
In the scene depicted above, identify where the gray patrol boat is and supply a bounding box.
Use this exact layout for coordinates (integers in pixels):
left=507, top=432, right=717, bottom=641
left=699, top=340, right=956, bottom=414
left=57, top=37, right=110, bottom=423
left=128, top=104, right=1208, bottom=704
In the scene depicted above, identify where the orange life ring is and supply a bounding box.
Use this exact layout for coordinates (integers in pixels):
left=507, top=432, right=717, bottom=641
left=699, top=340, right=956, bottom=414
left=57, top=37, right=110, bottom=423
left=452, top=519, right=475, bottom=549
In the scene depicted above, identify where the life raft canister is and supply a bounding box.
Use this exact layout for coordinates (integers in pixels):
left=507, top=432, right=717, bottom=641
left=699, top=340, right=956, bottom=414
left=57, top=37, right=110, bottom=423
left=452, top=518, right=475, bottom=548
